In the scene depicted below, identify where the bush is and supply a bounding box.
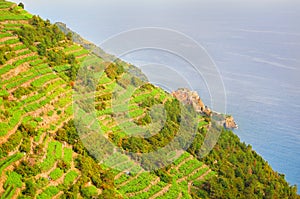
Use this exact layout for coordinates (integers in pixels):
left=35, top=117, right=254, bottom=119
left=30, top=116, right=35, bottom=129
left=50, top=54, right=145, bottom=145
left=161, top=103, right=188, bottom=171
left=18, top=3, right=25, bottom=9
left=63, top=170, right=78, bottom=186
left=13, top=86, right=33, bottom=99
left=37, top=186, right=59, bottom=199
left=4, top=171, right=23, bottom=189
left=0, top=122, right=9, bottom=136
left=81, top=185, right=98, bottom=198
left=0, top=90, right=9, bottom=98
left=105, top=62, right=124, bottom=79
left=49, top=168, right=63, bottom=180
left=0, top=45, right=15, bottom=65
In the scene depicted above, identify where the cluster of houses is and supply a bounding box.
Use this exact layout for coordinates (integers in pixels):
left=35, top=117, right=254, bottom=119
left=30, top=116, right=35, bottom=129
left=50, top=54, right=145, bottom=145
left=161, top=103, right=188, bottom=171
left=171, top=88, right=211, bottom=116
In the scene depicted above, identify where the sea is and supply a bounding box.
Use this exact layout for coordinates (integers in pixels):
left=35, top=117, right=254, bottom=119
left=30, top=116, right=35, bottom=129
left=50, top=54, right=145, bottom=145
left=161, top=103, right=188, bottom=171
left=12, top=0, right=300, bottom=191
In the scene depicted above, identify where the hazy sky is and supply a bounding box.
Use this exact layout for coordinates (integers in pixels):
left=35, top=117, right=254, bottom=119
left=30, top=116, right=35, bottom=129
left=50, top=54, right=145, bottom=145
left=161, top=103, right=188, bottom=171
left=10, top=0, right=300, bottom=45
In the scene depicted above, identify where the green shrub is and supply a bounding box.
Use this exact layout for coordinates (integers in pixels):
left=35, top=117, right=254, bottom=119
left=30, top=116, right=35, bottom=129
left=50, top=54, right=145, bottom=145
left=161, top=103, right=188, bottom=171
left=0, top=122, right=9, bottom=136
left=37, top=186, right=59, bottom=199
left=4, top=171, right=22, bottom=189
left=81, top=185, right=98, bottom=198
left=49, top=168, right=63, bottom=180
left=63, top=148, right=72, bottom=164
left=63, top=170, right=78, bottom=186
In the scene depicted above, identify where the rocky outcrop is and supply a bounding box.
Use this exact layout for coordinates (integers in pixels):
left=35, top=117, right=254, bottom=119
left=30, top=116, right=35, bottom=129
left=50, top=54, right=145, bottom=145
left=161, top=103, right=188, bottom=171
left=171, top=88, right=211, bottom=116
left=224, top=116, right=238, bottom=129
left=172, top=88, right=238, bottom=129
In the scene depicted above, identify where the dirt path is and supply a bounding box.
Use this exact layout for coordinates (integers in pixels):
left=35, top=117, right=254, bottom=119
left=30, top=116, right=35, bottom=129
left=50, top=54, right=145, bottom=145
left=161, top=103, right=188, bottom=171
left=65, top=47, right=83, bottom=55
left=177, top=192, right=182, bottom=199
left=0, top=20, right=28, bottom=25
left=75, top=53, right=88, bottom=60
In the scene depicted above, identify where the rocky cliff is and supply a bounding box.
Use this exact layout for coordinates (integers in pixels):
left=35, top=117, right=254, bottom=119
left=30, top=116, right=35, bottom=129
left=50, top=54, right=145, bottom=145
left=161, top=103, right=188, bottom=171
left=224, top=115, right=238, bottom=129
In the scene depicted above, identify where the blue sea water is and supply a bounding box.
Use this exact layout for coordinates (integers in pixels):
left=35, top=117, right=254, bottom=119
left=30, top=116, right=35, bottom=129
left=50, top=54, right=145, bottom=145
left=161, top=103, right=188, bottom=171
left=13, top=0, right=300, bottom=191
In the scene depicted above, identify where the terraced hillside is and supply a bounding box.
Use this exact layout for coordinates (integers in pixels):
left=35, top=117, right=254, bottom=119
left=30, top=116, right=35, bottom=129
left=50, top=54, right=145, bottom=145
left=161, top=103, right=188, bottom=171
left=1, top=1, right=299, bottom=199
left=112, top=152, right=215, bottom=199
left=0, top=2, right=99, bottom=198
left=0, top=1, right=215, bottom=198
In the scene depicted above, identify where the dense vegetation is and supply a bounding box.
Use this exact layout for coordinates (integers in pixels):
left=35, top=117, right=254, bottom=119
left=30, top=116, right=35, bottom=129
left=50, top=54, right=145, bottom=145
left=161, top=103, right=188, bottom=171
left=186, top=128, right=299, bottom=198
left=0, top=1, right=299, bottom=198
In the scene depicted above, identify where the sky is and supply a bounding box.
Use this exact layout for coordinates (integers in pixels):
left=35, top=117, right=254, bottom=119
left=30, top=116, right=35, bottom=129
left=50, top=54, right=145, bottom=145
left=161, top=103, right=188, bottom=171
left=10, top=0, right=300, bottom=45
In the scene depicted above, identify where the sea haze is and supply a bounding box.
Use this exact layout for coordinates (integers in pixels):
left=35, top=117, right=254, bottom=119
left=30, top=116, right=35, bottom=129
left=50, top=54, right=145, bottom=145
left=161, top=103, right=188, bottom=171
left=13, top=0, right=300, bottom=190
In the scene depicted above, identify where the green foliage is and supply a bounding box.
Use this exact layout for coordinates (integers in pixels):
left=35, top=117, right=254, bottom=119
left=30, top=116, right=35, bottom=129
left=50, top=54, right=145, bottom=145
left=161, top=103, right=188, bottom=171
left=19, top=137, right=31, bottom=153
left=63, top=170, right=78, bottom=186
left=0, top=89, right=9, bottom=98
left=0, top=38, right=19, bottom=45
left=0, top=122, right=9, bottom=136
left=18, top=120, right=37, bottom=136
left=0, top=1, right=14, bottom=9
left=13, top=55, right=38, bottom=67
left=188, top=167, right=209, bottom=181
left=131, top=181, right=167, bottom=199
left=156, top=181, right=180, bottom=199
left=39, top=141, right=62, bottom=171
left=13, top=86, right=33, bottom=99
left=14, top=15, right=81, bottom=80
left=71, top=48, right=89, bottom=57
left=18, top=2, right=24, bottom=9
left=30, top=74, right=57, bottom=88
left=63, top=147, right=73, bottom=164
left=14, top=159, right=41, bottom=178
left=105, top=62, right=124, bottom=79
left=119, top=172, right=156, bottom=194
left=4, top=171, right=23, bottom=189
left=0, top=45, right=15, bottom=65
left=178, top=159, right=203, bottom=176
left=0, top=131, right=22, bottom=157
left=53, top=64, right=70, bottom=73
left=189, top=129, right=300, bottom=199
left=0, top=64, right=14, bottom=76
left=55, top=121, right=80, bottom=145
left=0, top=185, right=16, bottom=199
left=37, top=186, right=59, bottom=199
left=0, top=9, right=31, bottom=21
left=17, top=15, right=64, bottom=49
left=63, top=44, right=81, bottom=52
left=81, top=185, right=98, bottom=198
left=0, top=153, right=24, bottom=174
left=22, top=179, right=37, bottom=198
left=49, top=168, right=63, bottom=180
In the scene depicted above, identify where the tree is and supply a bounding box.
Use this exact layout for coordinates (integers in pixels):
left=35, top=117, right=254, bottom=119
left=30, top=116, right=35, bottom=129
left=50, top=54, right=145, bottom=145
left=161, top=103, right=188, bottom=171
left=66, top=32, right=73, bottom=40
left=18, top=2, right=24, bottom=9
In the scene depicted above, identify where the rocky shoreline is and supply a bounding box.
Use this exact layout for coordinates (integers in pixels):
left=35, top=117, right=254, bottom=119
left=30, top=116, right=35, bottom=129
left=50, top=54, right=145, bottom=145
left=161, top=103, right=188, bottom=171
left=172, top=88, right=238, bottom=129
left=224, top=115, right=238, bottom=129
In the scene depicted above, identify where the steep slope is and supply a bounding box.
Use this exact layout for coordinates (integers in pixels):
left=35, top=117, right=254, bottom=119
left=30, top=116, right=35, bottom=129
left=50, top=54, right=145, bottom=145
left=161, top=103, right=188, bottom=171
left=0, top=2, right=115, bottom=198
left=0, top=1, right=299, bottom=199
left=0, top=1, right=214, bottom=198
